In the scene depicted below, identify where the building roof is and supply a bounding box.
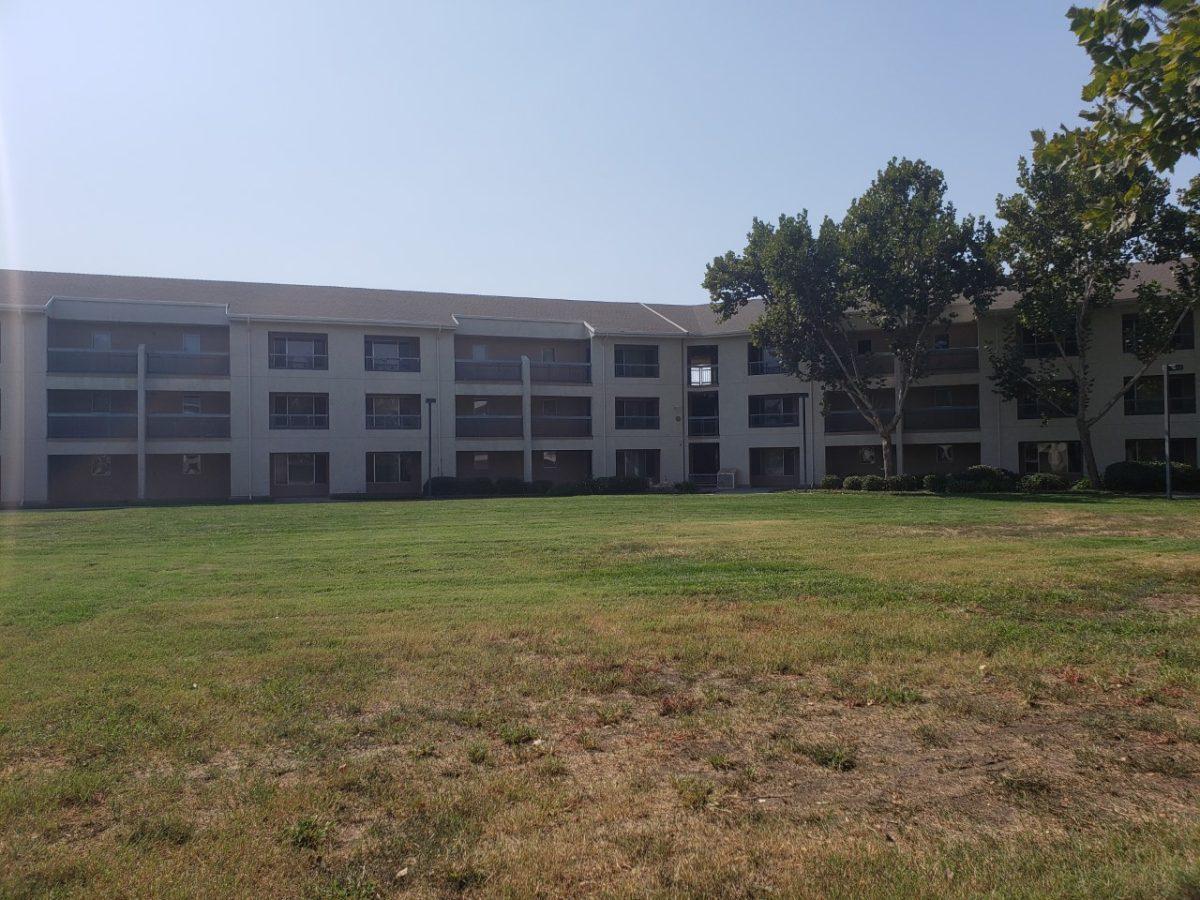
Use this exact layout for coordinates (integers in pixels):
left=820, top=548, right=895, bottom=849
left=0, top=262, right=1180, bottom=336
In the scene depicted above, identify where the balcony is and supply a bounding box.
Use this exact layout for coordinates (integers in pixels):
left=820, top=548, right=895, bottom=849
left=146, top=351, right=230, bottom=376
left=269, top=413, right=329, bottom=429
left=530, top=361, right=591, bottom=384
left=456, top=415, right=523, bottom=438
left=823, top=406, right=979, bottom=433
left=748, top=359, right=786, bottom=376
left=614, top=362, right=659, bottom=378
left=48, top=348, right=138, bottom=375
left=749, top=412, right=800, bottom=428
left=531, top=415, right=591, bottom=438
left=366, top=414, right=422, bottom=430
left=146, top=414, right=231, bottom=439
left=925, top=347, right=979, bottom=373
left=365, top=355, right=420, bottom=373
left=268, top=352, right=328, bottom=370
left=615, top=415, right=659, bottom=430
left=688, top=416, right=719, bottom=436
left=47, top=413, right=138, bottom=439
left=824, top=408, right=891, bottom=434
left=455, top=360, right=522, bottom=382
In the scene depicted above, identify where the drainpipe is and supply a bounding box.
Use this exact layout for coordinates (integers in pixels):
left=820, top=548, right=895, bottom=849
left=246, top=321, right=254, bottom=500
left=137, top=343, right=146, bottom=500
left=894, top=354, right=905, bottom=476
left=521, top=355, right=532, bottom=481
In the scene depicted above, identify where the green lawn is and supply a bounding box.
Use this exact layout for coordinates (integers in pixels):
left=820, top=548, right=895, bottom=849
left=1, top=492, right=1198, bottom=898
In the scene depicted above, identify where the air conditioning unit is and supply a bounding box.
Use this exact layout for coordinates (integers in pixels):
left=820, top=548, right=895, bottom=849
left=716, top=468, right=737, bottom=490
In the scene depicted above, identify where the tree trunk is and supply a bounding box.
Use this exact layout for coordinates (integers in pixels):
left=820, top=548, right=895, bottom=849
left=880, top=431, right=894, bottom=478
left=1078, top=419, right=1101, bottom=487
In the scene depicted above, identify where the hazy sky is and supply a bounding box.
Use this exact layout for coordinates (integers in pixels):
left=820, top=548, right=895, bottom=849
left=1, top=1, right=1195, bottom=304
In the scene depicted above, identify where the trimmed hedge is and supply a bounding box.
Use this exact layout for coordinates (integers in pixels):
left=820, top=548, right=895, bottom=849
left=1104, top=460, right=1200, bottom=493
left=923, top=473, right=948, bottom=493
left=842, top=475, right=865, bottom=491
left=820, top=474, right=843, bottom=490
left=862, top=475, right=886, bottom=492
left=1019, top=473, right=1068, bottom=493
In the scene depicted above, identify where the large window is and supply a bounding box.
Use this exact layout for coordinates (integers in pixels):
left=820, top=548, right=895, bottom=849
left=749, top=394, right=800, bottom=428
left=687, top=346, right=718, bottom=387
left=614, top=344, right=659, bottom=378
left=750, top=447, right=797, bottom=477
left=271, top=452, right=329, bottom=485
left=615, top=397, right=659, bottom=429
left=1016, top=381, right=1078, bottom=419
left=1126, top=437, right=1198, bottom=467
left=747, top=344, right=786, bottom=376
left=1019, top=327, right=1078, bottom=359
left=1019, top=441, right=1082, bottom=476
left=1122, top=311, right=1195, bottom=354
left=1124, top=373, right=1196, bottom=416
left=366, top=451, right=416, bottom=484
left=364, top=335, right=420, bottom=372
left=269, top=332, right=328, bottom=370
left=365, top=394, right=421, bottom=429
left=616, top=449, right=660, bottom=482
left=269, top=393, right=329, bottom=429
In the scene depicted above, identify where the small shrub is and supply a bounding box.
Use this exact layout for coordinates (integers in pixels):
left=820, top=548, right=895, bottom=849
left=528, top=480, right=553, bottom=495
left=957, top=464, right=1016, bottom=492
left=597, top=476, right=650, bottom=494
left=795, top=741, right=857, bottom=771
left=881, top=475, right=903, bottom=491
left=460, top=476, right=495, bottom=496
left=493, top=477, right=527, bottom=496
left=820, top=474, right=843, bottom=490
left=546, top=482, right=580, bottom=497
left=861, top=475, right=885, bottom=492
left=427, top=476, right=459, bottom=497
left=842, top=475, right=864, bottom=491
left=674, top=480, right=699, bottom=493
left=1070, top=477, right=1094, bottom=492
left=922, top=473, right=948, bottom=493
left=899, top=473, right=922, bottom=491
left=1105, top=460, right=1200, bottom=493
left=1019, top=473, right=1068, bottom=493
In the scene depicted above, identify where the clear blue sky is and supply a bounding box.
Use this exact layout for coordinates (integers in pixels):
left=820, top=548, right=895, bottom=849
left=0, top=1, right=1195, bottom=304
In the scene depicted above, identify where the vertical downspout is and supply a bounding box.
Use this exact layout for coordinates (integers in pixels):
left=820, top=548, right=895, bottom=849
left=137, top=343, right=146, bottom=500
left=521, top=355, right=532, bottom=481
left=246, top=320, right=254, bottom=500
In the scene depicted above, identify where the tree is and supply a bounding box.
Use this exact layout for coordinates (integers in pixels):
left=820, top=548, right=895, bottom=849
left=988, top=132, right=1190, bottom=485
left=705, top=159, right=1000, bottom=477
left=1067, top=0, right=1200, bottom=173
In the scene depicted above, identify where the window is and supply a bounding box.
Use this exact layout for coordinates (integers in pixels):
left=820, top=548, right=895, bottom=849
left=541, top=347, right=556, bottom=363
left=1124, top=373, right=1196, bottom=416
left=857, top=338, right=872, bottom=355
left=364, top=336, right=420, bottom=372
left=182, top=333, right=201, bottom=354
left=367, top=452, right=415, bottom=484
left=933, top=334, right=950, bottom=350
left=269, top=393, right=329, bottom=429
left=182, top=394, right=202, bottom=415
left=182, top=454, right=202, bottom=476
left=90, top=455, right=111, bottom=477
left=749, top=394, right=800, bottom=428
left=91, top=331, right=112, bottom=351
left=366, top=394, right=419, bottom=429
left=1019, top=441, right=1082, bottom=476
left=91, top=392, right=111, bottom=413
left=471, top=344, right=487, bottom=361
left=541, top=450, right=558, bottom=469
left=687, top=346, right=718, bottom=387
left=747, top=344, right=785, bottom=375
left=931, top=387, right=955, bottom=408
left=751, top=447, right=795, bottom=477
left=1122, top=311, right=1195, bottom=353
left=936, top=444, right=954, bottom=462
left=272, top=453, right=328, bottom=486
left=616, top=449, right=660, bottom=482
left=1126, top=438, right=1198, bottom=467
left=269, top=332, right=328, bottom=370
left=1020, top=327, right=1078, bottom=358
left=472, top=452, right=489, bottom=470
left=615, top=397, right=659, bottom=429
left=614, top=344, right=659, bottom=378
left=1016, top=381, right=1077, bottom=419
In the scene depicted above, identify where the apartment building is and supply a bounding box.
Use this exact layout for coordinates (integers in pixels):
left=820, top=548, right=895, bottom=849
left=0, top=266, right=1194, bottom=506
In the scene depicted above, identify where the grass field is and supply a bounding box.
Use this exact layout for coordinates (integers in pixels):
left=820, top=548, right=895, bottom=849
left=1, top=492, right=1199, bottom=898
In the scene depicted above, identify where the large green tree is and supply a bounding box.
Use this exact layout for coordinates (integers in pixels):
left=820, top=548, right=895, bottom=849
left=1068, top=0, right=1200, bottom=173
left=705, top=159, right=1000, bottom=477
left=988, top=132, right=1190, bottom=485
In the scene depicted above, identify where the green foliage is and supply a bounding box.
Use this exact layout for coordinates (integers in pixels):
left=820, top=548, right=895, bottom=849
left=881, top=476, right=903, bottom=492
left=861, top=475, right=886, bottom=492
left=841, top=475, right=864, bottom=491
left=673, top=480, right=699, bottom=494
left=1019, top=473, right=1070, bottom=494
left=899, top=474, right=923, bottom=492
left=1071, top=477, right=1096, bottom=492
left=819, top=474, right=843, bottom=490
left=1104, top=460, right=1200, bottom=493
left=922, top=473, right=948, bottom=493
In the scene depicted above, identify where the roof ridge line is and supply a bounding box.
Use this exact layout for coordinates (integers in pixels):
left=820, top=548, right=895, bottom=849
left=639, top=302, right=689, bottom=333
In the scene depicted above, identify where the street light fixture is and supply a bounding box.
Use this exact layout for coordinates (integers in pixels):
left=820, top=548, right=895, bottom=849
left=425, top=397, right=437, bottom=498
left=1163, top=363, right=1183, bottom=500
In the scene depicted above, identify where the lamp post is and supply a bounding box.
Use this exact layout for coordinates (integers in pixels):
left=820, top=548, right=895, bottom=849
left=798, top=392, right=810, bottom=488
left=425, top=397, right=437, bottom=498
left=1163, top=362, right=1183, bottom=500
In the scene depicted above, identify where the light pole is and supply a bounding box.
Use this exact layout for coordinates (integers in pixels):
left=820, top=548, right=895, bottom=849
left=1163, top=362, right=1183, bottom=500
left=798, top=392, right=810, bottom=488
left=425, top=397, right=437, bottom=498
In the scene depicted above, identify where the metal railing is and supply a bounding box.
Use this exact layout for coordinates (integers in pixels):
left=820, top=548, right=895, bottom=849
left=455, top=359, right=522, bottom=382
left=749, top=412, right=799, bottom=428
left=531, top=415, right=591, bottom=438
left=614, top=362, right=659, bottom=378
left=269, top=352, right=328, bottom=370
left=146, top=414, right=231, bottom=438
left=1125, top=396, right=1197, bottom=416
left=748, top=359, right=786, bottom=376
left=530, top=361, right=591, bottom=384
left=147, top=351, right=230, bottom=376
left=365, top=355, right=420, bottom=372
left=688, top=416, right=719, bottom=436
left=824, top=408, right=893, bottom=434
left=269, top=413, right=329, bottom=429
left=615, top=415, right=660, bottom=430
left=366, top=413, right=422, bottom=429
left=455, top=415, right=523, bottom=438
left=905, top=405, right=980, bottom=431
left=925, top=347, right=979, bottom=373
left=47, top=413, right=138, bottom=439
left=47, top=348, right=138, bottom=375
left=688, top=365, right=717, bottom=387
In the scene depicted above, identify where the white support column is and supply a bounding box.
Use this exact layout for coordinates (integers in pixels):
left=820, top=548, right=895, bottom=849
left=137, top=343, right=146, bottom=500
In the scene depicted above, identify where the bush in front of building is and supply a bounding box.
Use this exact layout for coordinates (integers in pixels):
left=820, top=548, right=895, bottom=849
left=674, top=480, right=699, bottom=493
left=1104, top=460, right=1200, bottom=493
left=881, top=475, right=903, bottom=491
left=862, top=475, right=886, bottom=491
left=494, top=477, right=528, bottom=496
left=1019, top=473, right=1069, bottom=493
left=899, top=474, right=923, bottom=491
left=842, top=475, right=864, bottom=491
left=946, top=465, right=1017, bottom=494
left=820, top=474, right=843, bottom=490
left=922, top=473, right=948, bottom=493
left=1071, top=478, right=1095, bottom=492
